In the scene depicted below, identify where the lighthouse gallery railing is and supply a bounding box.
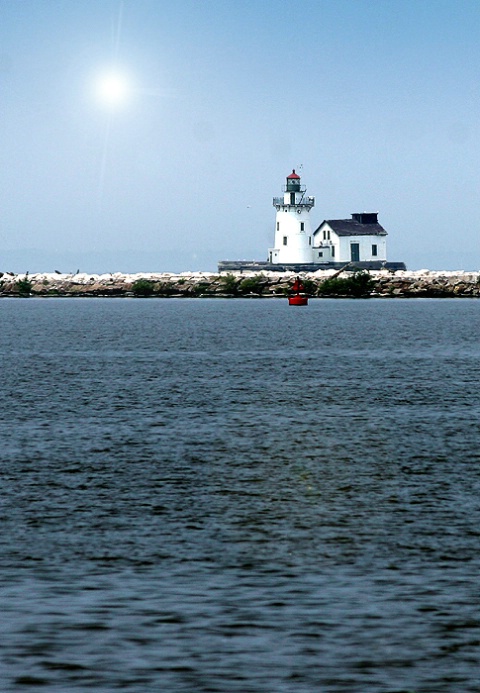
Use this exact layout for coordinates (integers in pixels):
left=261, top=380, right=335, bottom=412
left=273, top=196, right=315, bottom=207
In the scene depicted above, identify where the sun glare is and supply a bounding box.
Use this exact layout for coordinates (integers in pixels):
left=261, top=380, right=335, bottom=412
left=95, top=71, right=130, bottom=108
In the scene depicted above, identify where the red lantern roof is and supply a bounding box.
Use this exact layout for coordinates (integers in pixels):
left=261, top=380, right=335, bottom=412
left=287, top=169, right=300, bottom=179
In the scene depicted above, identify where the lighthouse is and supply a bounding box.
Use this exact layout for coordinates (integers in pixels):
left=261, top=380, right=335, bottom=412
left=268, top=169, right=315, bottom=264
left=217, top=168, right=406, bottom=273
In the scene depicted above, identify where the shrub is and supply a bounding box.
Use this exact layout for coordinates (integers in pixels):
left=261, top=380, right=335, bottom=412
left=132, top=279, right=155, bottom=297
left=318, top=271, right=374, bottom=297
left=190, top=282, right=212, bottom=296
left=300, top=278, right=317, bottom=296
left=15, top=278, right=33, bottom=296
left=238, top=275, right=265, bottom=295
left=220, top=273, right=239, bottom=295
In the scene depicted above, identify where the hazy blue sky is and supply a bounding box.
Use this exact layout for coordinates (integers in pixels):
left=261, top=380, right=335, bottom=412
left=1, top=0, right=479, bottom=272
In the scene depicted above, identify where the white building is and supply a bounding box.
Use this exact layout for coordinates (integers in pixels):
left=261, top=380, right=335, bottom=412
left=269, top=170, right=315, bottom=264
left=268, top=170, right=388, bottom=266
left=312, top=213, right=388, bottom=264
left=218, top=169, right=405, bottom=272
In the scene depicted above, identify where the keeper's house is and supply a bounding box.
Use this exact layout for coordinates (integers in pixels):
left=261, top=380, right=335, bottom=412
left=312, top=212, right=387, bottom=265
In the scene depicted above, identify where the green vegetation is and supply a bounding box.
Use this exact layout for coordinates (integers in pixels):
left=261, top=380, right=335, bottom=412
left=318, top=271, right=375, bottom=297
left=189, top=282, right=212, bottom=296
left=220, top=273, right=240, bottom=295
left=131, top=279, right=155, bottom=297
left=238, top=275, right=265, bottom=295
left=15, top=278, right=33, bottom=296
left=300, top=278, right=317, bottom=296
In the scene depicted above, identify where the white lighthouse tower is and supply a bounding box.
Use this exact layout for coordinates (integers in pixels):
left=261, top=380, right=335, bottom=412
left=268, top=169, right=315, bottom=264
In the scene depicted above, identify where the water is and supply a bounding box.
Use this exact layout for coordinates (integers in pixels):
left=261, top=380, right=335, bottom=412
left=1, top=297, right=479, bottom=692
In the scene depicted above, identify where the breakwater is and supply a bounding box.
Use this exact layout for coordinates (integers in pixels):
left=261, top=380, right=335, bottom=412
left=1, top=269, right=479, bottom=298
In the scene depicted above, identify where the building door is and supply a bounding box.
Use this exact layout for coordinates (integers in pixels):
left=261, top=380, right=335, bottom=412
left=350, top=243, right=360, bottom=262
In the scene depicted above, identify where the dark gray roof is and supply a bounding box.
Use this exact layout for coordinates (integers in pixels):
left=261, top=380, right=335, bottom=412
left=314, top=219, right=387, bottom=237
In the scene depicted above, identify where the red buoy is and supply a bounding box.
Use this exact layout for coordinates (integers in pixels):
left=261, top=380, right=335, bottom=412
left=288, top=276, right=309, bottom=305
left=288, top=294, right=308, bottom=306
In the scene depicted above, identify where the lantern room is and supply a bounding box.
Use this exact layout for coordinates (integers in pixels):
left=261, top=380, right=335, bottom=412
left=285, top=169, right=301, bottom=192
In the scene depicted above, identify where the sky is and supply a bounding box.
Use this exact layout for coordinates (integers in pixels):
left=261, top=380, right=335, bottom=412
left=0, top=0, right=479, bottom=273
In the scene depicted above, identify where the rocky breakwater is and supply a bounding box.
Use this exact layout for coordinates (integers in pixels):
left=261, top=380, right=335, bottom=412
left=371, top=270, right=480, bottom=298
left=0, top=271, right=302, bottom=297
left=0, top=269, right=479, bottom=298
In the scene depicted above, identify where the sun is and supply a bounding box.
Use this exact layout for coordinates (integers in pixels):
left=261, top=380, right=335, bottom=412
left=95, top=70, right=130, bottom=108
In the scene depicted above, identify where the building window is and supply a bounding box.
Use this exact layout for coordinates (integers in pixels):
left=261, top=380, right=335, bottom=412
left=309, top=237, right=311, bottom=245
left=323, top=230, right=326, bottom=240
left=327, top=230, right=330, bottom=240
left=300, top=222, right=304, bottom=231
left=277, top=222, right=279, bottom=231
left=331, top=246, right=335, bottom=257
left=283, top=236, right=287, bottom=246
left=372, top=244, right=378, bottom=256
left=318, top=251, right=323, bottom=257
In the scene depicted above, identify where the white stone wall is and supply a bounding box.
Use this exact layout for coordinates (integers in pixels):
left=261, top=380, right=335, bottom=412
left=270, top=205, right=314, bottom=264
left=312, top=243, right=334, bottom=262
left=337, top=235, right=387, bottom=262
left=312, top=223, right=335, bottom=262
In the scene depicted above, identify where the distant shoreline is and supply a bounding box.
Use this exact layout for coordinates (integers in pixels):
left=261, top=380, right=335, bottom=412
left=1, top=270, right=479, bottom=298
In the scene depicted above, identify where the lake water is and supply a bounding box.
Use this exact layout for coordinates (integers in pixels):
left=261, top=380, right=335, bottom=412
left=1, top=297, right=479, bottom=692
